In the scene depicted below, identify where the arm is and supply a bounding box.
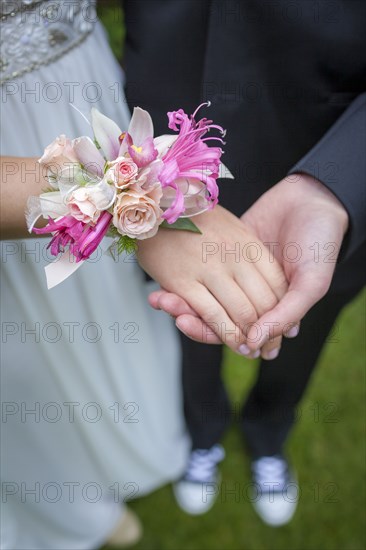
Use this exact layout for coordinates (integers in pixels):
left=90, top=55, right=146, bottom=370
left=288, top=93, right=366, bottom=260
left=1, top=157, right=47, bottom=239
left=1, top=155, right=287, bottom=358
left=245, top=94, right=365, bottom=348
left=242, top=172, right=349, bottom=349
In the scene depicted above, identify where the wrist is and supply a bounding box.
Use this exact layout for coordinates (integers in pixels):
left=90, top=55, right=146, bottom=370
left=291, top=173, right=349, bottom=235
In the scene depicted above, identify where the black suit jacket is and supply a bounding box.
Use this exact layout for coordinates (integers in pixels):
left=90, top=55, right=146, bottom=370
left=122, top=0, right=365, bottom=290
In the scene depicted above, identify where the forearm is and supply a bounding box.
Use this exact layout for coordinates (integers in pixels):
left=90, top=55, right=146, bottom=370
left=1, top=156, right=47, bottom=239
left=238, top=96, right=365, bottom=253
left=288, top=93, right=366, bottom=258
left=290, top=173, right=349, bottom=232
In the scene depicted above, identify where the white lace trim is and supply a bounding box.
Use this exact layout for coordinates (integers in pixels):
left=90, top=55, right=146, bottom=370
left=0, top=0, right=96, bottom=84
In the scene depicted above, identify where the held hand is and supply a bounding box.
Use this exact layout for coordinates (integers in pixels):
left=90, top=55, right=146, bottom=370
left=138, top=205, right=288, bottom=358
left=240, top=173, right=349, bottom=351
left=149, top=174, right=349, bottom=359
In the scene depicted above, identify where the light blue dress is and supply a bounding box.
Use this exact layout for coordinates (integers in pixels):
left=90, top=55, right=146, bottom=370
left=0, top=2, right=189, bottom=548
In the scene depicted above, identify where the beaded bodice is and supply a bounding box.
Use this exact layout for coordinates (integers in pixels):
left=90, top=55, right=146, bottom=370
left=0, top=0, right=96, bottom=84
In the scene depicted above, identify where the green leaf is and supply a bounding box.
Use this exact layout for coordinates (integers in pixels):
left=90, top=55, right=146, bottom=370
left=107, top=232, right=138, bottom=259
left=41, top=187, right=57, bottom=194
left=160, top=218, right=202, bottom=234
left=117, top=235, right=138, bottom=255
left=107, top=225, right=119, bottom=238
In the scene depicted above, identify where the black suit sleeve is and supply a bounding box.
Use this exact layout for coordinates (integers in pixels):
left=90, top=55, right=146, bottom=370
left=288, top=93, right=366, bottom=260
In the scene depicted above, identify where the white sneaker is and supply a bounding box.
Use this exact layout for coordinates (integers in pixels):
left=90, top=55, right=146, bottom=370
left=251, top=455, right=298, bottom=526
left=173, top=445, right=225, bottom=515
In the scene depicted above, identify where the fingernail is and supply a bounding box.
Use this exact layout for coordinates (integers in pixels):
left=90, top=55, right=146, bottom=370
left=239, top=344, right=251, bottom=356
left=251, top=350, right=261, bottom=359
left=265, top=348, right=280, bottom=360
left=285, top=325, right=299, bottom=338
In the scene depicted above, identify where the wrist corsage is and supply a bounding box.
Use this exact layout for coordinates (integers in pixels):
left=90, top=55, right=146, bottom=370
left=26, top=102, right=233, bottom=288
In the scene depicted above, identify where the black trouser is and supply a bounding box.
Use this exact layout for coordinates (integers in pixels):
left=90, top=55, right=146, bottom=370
left=180, top=286, right=363, bottom=458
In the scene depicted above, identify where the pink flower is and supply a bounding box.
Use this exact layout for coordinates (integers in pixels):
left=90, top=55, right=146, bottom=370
left=91, top=108, right=122, bottom=162
left=72, top=211, right=112, bottom=261
left=105, top=157, right=139, bottom=189
left=33, top=212, right=112, bottom=262
left=118, top=107, right=159, bottom=168
left=90, top=107, right=160, bottom=167
left=39, top=134, right=78, bottom=169
left=66, top=187, right=102, bottom=224
left=124, top=133, right=158, bottom=168
left=113, top=186, right=163, bottom=240
left=65, top=179, right=116, bottom=224
left=159, top=103, right=225, bottom=223
left=72, top=136, right=105, bottom=178
left=128, top=159, right=163, bottom=195
left=33, top=216, right=86, bottom=257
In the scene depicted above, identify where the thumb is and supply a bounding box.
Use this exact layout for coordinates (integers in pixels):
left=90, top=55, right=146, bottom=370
left=247, top=269, right=331, bottom=350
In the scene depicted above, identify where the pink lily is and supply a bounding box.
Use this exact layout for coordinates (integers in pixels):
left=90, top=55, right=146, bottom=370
left=158, top=102, right=226, bottom=223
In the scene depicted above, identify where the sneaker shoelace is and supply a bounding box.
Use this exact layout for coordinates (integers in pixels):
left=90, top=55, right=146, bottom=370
left=184, top=445, right=225, bottom=483
left=252, top=455, right=289, bottom=493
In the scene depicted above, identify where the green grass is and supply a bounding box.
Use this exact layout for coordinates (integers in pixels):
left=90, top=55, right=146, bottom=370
left=99, top=4, right=365, bottom=549
left=104, top=291, right=365, bottom=550
left=98, top=2, right=125, bottom=61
